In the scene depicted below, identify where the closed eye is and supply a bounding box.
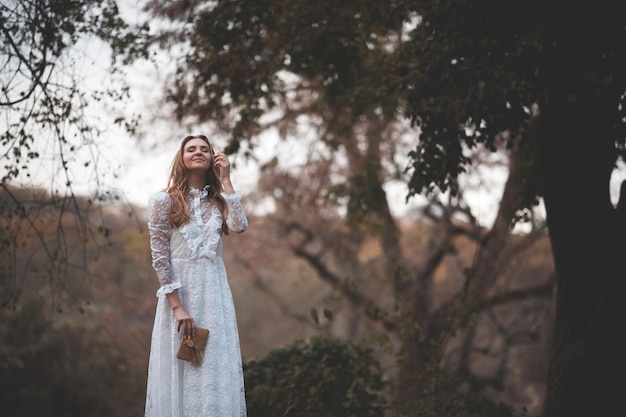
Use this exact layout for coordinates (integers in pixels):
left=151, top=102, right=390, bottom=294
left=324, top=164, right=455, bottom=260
left=186, top=146, right=211, bottom=153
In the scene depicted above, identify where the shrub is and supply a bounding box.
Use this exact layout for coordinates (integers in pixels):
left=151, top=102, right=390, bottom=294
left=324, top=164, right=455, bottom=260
left=404, top=376, right=527, bottom=417
left=243, top=335, right=387, bottom=417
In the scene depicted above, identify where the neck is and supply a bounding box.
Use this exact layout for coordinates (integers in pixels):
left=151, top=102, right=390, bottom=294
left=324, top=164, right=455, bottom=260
left=187, top=171, right=205, bottom=190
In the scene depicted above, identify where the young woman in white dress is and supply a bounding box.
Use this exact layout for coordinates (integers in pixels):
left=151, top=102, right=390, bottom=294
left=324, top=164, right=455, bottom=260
left=145, top=135, right=248, bottom=417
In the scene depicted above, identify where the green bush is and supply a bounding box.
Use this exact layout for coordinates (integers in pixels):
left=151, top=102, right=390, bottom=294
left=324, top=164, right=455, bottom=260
left=404, top=377, right=527, bottom=417
left=243, top=335, right=387, bottom=417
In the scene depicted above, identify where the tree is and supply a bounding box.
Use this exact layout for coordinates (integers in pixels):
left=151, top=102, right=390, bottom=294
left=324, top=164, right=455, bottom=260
left=144, top=0, right=555, bottom=413
left=1, top=0, right=149, bottom=306
left=397, top=1, right=626, bottom=416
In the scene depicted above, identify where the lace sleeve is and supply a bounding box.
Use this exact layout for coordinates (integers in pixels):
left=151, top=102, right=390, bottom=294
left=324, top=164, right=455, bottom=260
left=222, top=192, right=248, bottom=233
left=148, top=192, right=180, bottom=296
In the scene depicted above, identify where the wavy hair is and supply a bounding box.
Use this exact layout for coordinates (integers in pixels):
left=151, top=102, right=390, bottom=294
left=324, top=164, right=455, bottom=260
left=165, top=135, right=229, bottom=234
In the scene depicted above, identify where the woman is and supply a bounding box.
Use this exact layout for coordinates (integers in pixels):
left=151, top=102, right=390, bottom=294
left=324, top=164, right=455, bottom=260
left=145, top=135, right=248, bottom=417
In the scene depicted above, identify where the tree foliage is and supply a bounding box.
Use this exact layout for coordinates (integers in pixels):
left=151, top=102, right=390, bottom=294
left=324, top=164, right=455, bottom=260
left=145, top=0, right=407, bottom=152
left=1, top=0, right=149, bottom=305
left=398, top=0, right=626, bottom=199
left=1, top=0, right=148, bottom=184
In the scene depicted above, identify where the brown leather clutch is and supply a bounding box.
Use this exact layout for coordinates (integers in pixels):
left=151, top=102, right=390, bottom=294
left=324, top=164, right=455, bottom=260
left=176, top=326, right=210, bottom=364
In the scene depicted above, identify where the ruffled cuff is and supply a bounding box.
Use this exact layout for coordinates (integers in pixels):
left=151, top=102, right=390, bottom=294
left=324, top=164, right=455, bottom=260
left=221, top=191, right=240, bottom=200
left=223, top=191, right=248, bottom=233
left=156, top=281, right=182, bottom=298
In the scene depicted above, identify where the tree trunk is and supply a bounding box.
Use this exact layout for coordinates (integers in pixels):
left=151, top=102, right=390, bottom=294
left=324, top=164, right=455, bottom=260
left=539, top=94, right=626, bottom=416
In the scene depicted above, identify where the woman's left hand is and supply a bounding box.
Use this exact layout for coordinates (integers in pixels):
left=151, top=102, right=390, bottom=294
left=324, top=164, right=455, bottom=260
left=213, top=152, right=231, bottom=178
left=214, top=152, right=236, bottom=194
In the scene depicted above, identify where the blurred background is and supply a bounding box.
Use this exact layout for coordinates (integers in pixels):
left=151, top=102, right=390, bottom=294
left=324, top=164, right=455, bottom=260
left=3, top=1, right=624, bottom=416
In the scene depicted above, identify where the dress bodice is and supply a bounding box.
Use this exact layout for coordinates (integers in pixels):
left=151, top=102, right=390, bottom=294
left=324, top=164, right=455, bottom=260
left=147, top=188, right=248, bottom=297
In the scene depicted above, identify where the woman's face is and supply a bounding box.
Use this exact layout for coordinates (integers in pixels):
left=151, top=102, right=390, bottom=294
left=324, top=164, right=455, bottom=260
left=182, top=138, right=213, bottom=172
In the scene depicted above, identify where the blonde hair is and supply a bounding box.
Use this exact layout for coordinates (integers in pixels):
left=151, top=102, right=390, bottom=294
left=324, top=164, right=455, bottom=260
left=165, top=135, right=229, bottom=234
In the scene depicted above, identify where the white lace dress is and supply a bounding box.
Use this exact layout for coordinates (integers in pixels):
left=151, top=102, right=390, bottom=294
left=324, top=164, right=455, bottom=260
left=144, top=187, right=248, bottom=417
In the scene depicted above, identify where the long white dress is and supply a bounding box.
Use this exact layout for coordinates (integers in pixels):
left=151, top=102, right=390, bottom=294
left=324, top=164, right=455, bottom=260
left=144, top=187, right=248, bottom=417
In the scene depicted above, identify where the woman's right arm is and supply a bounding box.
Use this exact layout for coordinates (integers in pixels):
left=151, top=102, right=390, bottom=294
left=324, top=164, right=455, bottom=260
left=166, top=291, right=196, bottom=338
left=148, top=192, right=179, bottom=296
left=148, top=192, right=195, bottom=337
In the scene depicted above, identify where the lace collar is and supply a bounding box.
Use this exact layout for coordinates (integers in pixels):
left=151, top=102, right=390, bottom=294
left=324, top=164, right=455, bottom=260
left=188, top=185, right=210, bottom=199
